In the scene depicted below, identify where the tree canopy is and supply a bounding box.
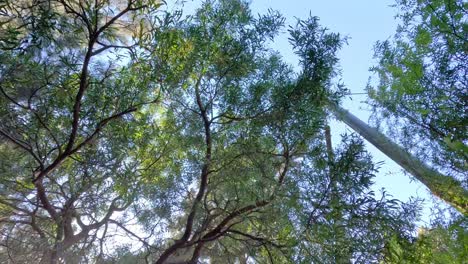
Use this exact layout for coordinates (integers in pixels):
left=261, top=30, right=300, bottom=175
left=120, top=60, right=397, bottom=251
left=0, top=0, right=465, bottom=263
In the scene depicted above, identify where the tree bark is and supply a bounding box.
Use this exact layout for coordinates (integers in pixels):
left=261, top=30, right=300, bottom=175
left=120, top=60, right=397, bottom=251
left=330, top=103, right=467, bottom=215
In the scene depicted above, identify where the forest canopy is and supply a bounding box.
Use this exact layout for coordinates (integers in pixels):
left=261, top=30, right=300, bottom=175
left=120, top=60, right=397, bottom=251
left=0, top=0, right=466, bottom=263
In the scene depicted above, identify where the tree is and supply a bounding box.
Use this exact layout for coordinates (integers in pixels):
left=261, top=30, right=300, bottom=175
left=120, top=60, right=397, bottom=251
left=330, top=104, right=467, bottom=214
left=0, top=0, right=423, bottom=263
left=328, top=0, right=467, bottom=215
left=0, top=0, right=166, bottom=262
left=366, top=0, right=467, bottom=204
left=143, top=5, right=419, bottom=262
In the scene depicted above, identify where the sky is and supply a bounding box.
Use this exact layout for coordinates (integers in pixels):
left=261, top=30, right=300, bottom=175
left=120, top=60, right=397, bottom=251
left=172, top=0, right=436, bottom=222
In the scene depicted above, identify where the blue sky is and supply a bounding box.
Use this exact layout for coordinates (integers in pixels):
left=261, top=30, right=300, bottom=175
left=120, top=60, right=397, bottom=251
left=173, top=0, right=436, bottom=221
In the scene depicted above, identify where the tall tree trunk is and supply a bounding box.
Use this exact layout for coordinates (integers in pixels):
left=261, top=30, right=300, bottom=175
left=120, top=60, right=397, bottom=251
left=330, top=104, right=467, bottom=215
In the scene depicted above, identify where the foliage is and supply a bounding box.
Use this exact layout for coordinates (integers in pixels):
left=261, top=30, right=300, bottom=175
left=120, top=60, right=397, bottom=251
left=367, top=0, right=467, bottom=177
left=383, top=212, right=467, bottom=263
left=0, top=0, right=168, bottom=262
left=0, top=0, right=444, bottom=263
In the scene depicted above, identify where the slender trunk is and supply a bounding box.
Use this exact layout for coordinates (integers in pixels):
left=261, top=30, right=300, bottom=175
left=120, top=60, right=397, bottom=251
left=330, top=104, right=467, bottom=215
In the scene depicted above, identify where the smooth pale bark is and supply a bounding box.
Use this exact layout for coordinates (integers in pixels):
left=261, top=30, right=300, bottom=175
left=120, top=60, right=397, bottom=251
left=330, top=104, right=467, bottom=215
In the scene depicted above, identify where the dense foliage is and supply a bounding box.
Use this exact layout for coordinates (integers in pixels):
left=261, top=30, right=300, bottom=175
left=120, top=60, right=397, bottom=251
left=0, top=0, right=464, bottom=263
left=383, top=211, right=467, bottom=263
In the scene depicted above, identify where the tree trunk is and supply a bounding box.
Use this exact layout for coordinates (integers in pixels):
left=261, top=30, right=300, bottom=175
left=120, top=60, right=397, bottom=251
left=330, top=104, right=467, bottom=215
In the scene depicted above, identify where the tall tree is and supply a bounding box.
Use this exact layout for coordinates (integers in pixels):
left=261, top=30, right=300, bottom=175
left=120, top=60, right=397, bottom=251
left=329, top=0, right=467, bottom=214
left=330, top=104, right=467, bottom=214
left=367, top=0, right=467, bottom=199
